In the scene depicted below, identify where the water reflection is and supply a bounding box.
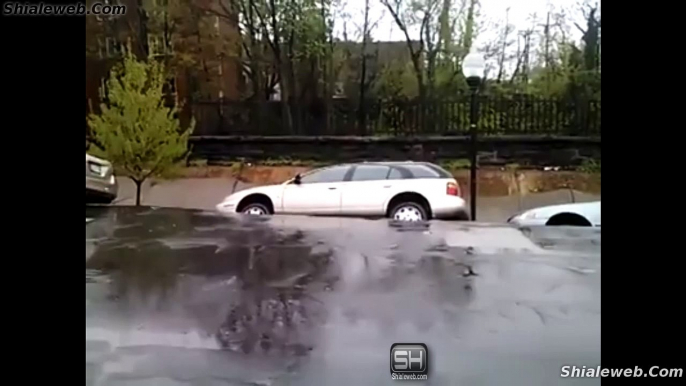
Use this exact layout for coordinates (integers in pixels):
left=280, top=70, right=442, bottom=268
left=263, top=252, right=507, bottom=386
left=86, top=207, right=601, bottom=385
left=86, top=208, right=482, bottom=355
left=86, top=207, right=339, bottom=355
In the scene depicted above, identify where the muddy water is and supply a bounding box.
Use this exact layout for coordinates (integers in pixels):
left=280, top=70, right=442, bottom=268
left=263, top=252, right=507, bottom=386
left=182, top=166, right=601, bottom=197
left=86, top=207, right=601, bottom=386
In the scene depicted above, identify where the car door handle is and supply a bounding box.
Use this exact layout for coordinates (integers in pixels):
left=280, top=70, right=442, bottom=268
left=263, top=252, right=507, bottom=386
left=383, top=185, right=392, bottom=188
left=328, top=187, right=337, bottom=190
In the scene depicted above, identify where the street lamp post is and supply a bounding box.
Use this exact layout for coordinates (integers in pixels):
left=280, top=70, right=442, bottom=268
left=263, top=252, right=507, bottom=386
left=462, top=52, right=485, bottom=221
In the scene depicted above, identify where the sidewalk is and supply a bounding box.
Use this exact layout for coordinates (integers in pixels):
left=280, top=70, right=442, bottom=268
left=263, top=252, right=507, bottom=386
left=113, top=177, right=600, bottom=223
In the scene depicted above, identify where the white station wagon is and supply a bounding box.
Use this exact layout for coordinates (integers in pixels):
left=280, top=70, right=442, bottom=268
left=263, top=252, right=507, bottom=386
left=216, top=161, right=468, bottom=221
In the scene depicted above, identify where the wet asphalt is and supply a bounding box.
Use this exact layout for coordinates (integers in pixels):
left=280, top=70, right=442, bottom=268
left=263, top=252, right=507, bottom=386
left=86, top=207, right=600, bottom=386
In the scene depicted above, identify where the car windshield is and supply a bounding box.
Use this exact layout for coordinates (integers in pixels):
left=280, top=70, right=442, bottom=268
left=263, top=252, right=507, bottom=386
left=296, top=165, right=334, bottom=179
left=295, top=165, right=349, bottom=183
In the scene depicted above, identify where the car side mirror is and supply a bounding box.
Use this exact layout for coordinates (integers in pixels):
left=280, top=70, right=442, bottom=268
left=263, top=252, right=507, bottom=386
left=293, top=174, right=301, bottom=185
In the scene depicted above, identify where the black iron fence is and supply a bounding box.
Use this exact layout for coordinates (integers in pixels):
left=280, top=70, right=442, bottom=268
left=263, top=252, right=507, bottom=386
left=189, top=96, right=601, bottom=137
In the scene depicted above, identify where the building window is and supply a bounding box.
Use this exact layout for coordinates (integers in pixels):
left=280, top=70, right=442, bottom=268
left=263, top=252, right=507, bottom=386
left=270, top=83, right=282, bottom=101
left=161, top=76, right=178, bottom=106
left=148, top=34, right=171, bottom=57
left=148, top=0, right=169, bottom=18
left=333, top=82, right=345, bottom=99
left=98, top=78, right=109, bottom=101
left=98, top=37, right=122, bottom=59
left=164, top=77, right=177, bottom=96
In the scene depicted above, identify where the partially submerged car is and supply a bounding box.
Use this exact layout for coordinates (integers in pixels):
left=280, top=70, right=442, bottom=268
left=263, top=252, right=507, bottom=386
left=508, top=201, right=601, bottom=227
left=217, top=161, right=468, bottom=221
left=86, top=153, right=117, bottom=204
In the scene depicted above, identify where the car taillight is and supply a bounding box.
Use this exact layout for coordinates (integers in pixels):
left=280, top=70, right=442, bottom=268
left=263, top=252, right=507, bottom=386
left=446, top=182, right=460, bottom=196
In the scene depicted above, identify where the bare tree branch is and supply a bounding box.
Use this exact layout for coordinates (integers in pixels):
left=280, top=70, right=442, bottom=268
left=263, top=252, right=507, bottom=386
left=380, top=0, right=420, bottom=60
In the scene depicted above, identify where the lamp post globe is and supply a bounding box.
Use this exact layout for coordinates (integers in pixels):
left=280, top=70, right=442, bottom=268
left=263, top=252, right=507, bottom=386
left=463, top=52, right=485, bottom=89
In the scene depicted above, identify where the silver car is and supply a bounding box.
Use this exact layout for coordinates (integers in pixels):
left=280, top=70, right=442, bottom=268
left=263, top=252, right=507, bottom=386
left=86, top=153, right=118, bottom=204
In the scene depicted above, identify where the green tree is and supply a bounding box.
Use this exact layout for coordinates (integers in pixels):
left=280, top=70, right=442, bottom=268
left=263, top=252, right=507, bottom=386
left=88, top=52, right=193, bottom=206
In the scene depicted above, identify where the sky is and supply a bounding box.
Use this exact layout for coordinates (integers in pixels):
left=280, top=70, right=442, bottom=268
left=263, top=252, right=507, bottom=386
left=334, top=0, right=586, bottom=48
left=331, top=0, right=592, bottom=77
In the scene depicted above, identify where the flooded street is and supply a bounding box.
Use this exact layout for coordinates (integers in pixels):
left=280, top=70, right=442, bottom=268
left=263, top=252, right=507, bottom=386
left=86, top=207, right=600, bottom=386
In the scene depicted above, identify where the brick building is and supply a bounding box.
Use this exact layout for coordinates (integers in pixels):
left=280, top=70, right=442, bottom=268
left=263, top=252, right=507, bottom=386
left=85, top=0, right=243, bottom=128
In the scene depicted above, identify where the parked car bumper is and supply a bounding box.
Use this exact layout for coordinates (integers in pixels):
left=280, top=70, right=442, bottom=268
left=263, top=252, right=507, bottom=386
left=432, top=196, right=469, bottom=220
left=86, top=175, right=118, bottom=203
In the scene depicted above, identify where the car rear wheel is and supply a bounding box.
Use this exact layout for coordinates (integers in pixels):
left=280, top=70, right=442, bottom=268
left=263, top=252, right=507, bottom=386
left=241, top=203, right=270, bottom=216
left=390, top=202, right=428, bottom=222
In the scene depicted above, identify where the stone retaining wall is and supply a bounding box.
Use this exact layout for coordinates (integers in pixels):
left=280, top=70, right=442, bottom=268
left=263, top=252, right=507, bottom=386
left=189, top=135, right=601, bottom=167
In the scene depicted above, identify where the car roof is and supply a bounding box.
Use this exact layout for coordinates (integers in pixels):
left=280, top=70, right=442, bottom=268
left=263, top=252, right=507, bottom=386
left=312, top=161, right=424, bottom=169
left=354, top=161, right=438, bottom=167
left=316, top=161, right=440, bottom=168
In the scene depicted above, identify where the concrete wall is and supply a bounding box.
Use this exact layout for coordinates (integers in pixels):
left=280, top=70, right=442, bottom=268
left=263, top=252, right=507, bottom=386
left=189, top=135, right=601, bottom=167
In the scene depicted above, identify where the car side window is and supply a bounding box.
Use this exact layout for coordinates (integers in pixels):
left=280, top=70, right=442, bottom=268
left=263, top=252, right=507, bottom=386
left=299, top=166, right=350, bottom=184
left=351, top=165, right=391, bottom=182
left=387, top=167, right=411, bottom=180
left=404, top=165, right=441, bottom=178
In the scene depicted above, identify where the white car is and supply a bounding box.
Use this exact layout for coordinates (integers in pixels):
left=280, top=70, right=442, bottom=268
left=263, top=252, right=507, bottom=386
left=216, top=161, right=468, bottom=221
left=507, top=201, right=600, bottom=227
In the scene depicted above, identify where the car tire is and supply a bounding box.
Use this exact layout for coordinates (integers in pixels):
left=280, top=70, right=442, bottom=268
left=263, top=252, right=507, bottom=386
left=240, top=202, right=271, bottom=216
left=389, top=202, right=428, bottom=222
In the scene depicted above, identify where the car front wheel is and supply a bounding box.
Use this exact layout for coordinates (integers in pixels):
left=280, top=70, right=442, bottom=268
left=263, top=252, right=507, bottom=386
left=241, top=203, right=270, bottom=216
left=389, top=202, right=428, bottom=222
